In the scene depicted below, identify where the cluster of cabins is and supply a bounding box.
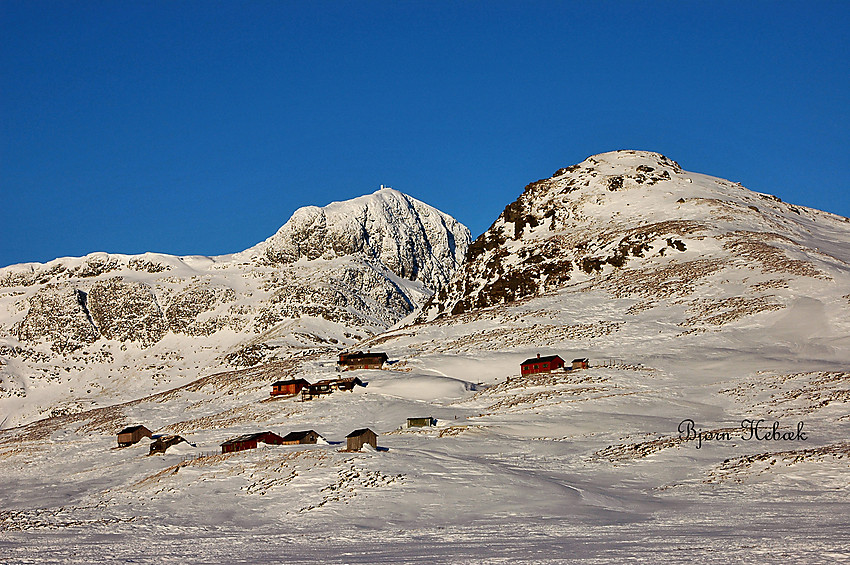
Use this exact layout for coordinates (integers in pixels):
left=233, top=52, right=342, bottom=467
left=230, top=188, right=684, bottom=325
left=270, top=351, right=387, bottom=400
left=220, top=428, right=378, bottom=453
left=270, top=376, right=364, bottom=400
left=118, top=425, right=379, bottom=454
left=117, top=425, right=192, bottom=455
left=116, top=350, right=592, bottom=458
left=520, top=354, right=588, bottom=376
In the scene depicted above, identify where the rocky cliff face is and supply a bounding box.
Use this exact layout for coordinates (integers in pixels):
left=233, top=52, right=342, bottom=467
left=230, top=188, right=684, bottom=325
left=245, top=187, right=470, bottom=291
left=17, top=286, right=98, bottom=353
left=88, top=278, right=167, bottom=346
left=422, top=150, right=850, bottom=321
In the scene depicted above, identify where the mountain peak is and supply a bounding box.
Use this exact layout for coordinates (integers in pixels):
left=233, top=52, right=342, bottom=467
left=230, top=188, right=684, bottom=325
left=422, top=151, right=848, bottom=319
left=246, top=188, right=471, bottom=291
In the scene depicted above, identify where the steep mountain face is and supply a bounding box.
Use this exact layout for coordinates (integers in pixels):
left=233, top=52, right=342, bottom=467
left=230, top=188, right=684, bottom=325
left=0, top=189, right=470, bottom=426
left=423, top=150, right=850, bottom=323
left=242, top=187, right=470, bottom=291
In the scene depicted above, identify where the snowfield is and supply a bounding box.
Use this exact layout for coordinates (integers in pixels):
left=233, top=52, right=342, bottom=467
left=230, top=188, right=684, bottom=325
left=1, top=152, right=849, bottom=563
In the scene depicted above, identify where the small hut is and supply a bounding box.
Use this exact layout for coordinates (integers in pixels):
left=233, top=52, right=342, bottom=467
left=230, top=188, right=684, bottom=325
left=337, top=351, right=388, bottom=371
left=301, top=380, right=335, bottom=401
left=271, top=378, right=310, bottom=396
left=407, top=417, right=437, bottom=428
left=281, top=430, right=322, bottom=445
left=149, top=435, right=190, bottom=455
left=117, top=425, right=152, bottom=447
left=346, top=428, right=378, bottom=451
left=334, top=376, right=365, bottom=391
left=220, top=431, right=285, bottom=454
left=520, top=354, right=565, bottom=376
left=571, top=358, right=589, bottom=370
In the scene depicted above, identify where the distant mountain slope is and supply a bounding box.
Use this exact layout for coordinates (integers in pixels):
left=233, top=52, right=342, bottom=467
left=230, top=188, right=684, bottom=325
left=0, top=188, right=470, bottom=427
left=422, top=150, right=850, bottom=322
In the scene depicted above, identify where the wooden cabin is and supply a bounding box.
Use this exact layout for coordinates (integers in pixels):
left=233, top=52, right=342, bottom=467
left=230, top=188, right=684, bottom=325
left=407, top=417, right=437, bottom=428
left=220, top=431, right=285, bottom=454
left=520, top=354, right=565, bottom=376
left=572, top=358, right=589, bottom=370
left=149, top=435, right=189, bottom=455
left=337, top=351, right=388, bottom=371
left=346, top=428, right=378, bottom=451
left=334, top=376, right=365, bottom=391
left=271, top=378, right=310, bottom=396
left=281, top=430, right=322, bottom=445
left=117, top=425, right=152, bottom=447
left=301, top=380, right=335, bottom=401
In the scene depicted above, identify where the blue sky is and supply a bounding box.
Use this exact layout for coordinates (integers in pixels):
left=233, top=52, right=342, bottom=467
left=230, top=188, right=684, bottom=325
left=2, top=1, right=848, bottom=268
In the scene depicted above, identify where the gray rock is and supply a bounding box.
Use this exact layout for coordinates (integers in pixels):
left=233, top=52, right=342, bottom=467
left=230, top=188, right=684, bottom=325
left=18, top=285, right=99, bottom=353
left=87, top=278, right=166, bottom=346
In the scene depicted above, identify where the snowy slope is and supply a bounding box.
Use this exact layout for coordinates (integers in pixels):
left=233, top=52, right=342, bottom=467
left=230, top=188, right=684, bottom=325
left=0, top=153, right=848, bottom=563
left=0, top=189, right=470, bottom=428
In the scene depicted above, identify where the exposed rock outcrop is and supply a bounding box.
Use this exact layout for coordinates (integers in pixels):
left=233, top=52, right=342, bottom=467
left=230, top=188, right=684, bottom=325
left=17, top=285, right=99, bottom=353
left=87, top=278, right=166, bottom=346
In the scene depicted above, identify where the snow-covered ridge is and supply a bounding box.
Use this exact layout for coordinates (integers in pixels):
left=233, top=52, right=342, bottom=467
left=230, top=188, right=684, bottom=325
left=423, top=149, right=850, bottom=319
left=240, top=187, right=470, bottom=291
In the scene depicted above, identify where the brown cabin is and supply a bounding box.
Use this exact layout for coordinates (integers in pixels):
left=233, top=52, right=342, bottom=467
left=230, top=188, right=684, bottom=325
left=572, top=358, right=589, bottom=370
left=149, top=435, right=189, bottom=455
left=346, top=428, right=378, bottom=451
left=520, top=354, right=565, bottom=376
left=220, top=431, right=285, bottom=454
left=281, top=430, right=322, bottom=445
left=302, top=379, right=335, bottom=401
left=335, top=376, right=365, bottom=391
left=117, top=425, right=152, bottom=447
left=338, top=351, right=388, bottom=371
left=271, top=378, right=310, bottom=396
left=407, top=417, right=437, bottom=428
left=301, top=377, right=366, bottom=400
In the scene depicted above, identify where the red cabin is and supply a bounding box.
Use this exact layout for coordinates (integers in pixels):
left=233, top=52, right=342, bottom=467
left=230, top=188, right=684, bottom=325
left=220, top=431, right=285, bottom=454
left=520, top=354, right=565, bottom=376
left=271, top=379, right=310, bottom=396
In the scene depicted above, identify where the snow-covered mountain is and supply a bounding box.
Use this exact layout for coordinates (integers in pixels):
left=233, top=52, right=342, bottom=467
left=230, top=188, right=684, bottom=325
left=0, top=188, right=470, bottom=427
left=423, top=150, right=850, bottom=332
left=1, top=153, right=848, bottom=563
left=242, top=186, right=469, bottom=290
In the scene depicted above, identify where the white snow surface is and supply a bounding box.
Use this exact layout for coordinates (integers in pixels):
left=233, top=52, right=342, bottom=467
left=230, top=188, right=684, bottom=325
left=1, top=152, right=849, bottom=563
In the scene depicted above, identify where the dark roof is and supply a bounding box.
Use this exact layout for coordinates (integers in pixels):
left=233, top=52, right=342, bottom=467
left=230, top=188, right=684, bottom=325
left=118, top=425, right=149, bottom=435
left=346, top=428, right=376, bottom=438
left=221, top=431, right=277, bottom=446
left=282, top=430, right=318, bottom=441
left=520, top=355, right=563, bottom=366
left=271, top=378, right=310, bottom=386
left=335, top=376, right=364, bottom=385
left=572, top=358, right=589, bottom=363
left=339, top=352, right=388, bottom=362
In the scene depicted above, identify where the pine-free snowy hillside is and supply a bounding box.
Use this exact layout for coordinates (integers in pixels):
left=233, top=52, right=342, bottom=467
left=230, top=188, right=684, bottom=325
left=0, top=188, right=470, bottom=428
left=1, top=154, right=848, bottom=563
